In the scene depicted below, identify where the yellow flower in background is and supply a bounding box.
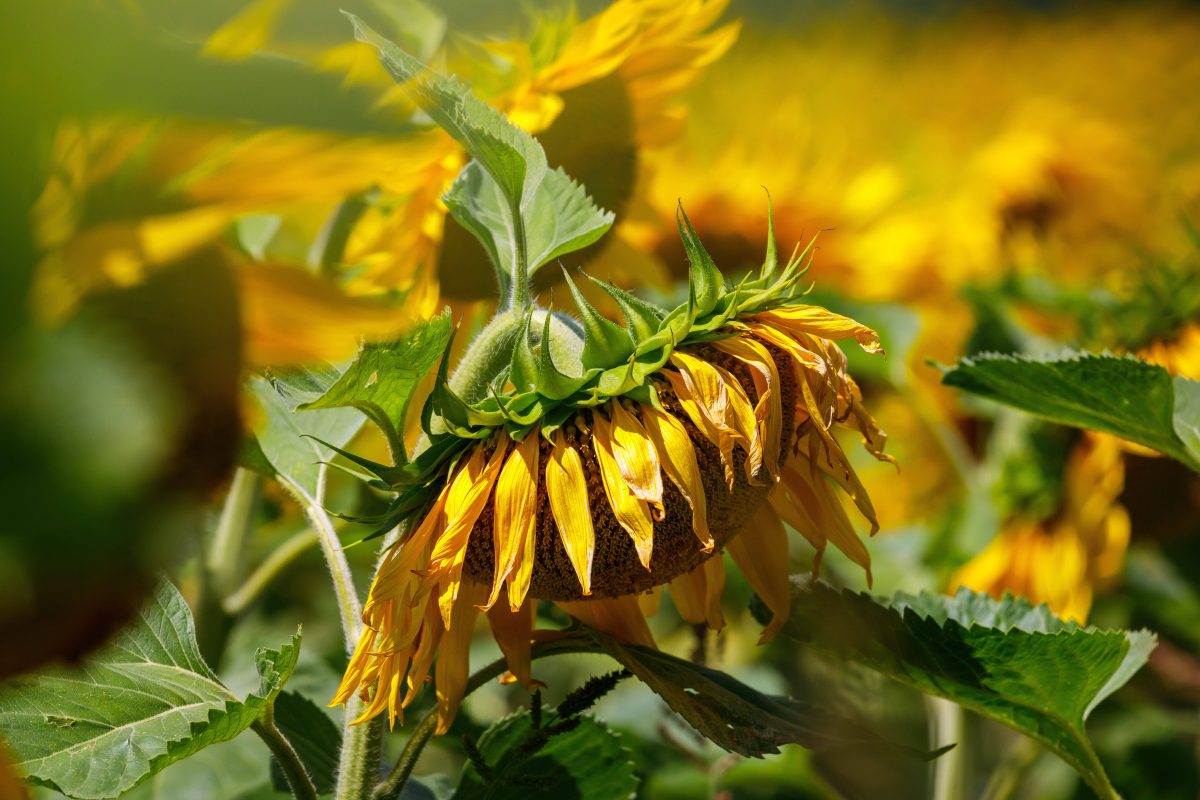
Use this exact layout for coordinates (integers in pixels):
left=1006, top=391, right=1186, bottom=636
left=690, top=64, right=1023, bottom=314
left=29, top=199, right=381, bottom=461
left=332, top=270, right=891, bottom=730
left=951, top=436, right=1130, bottom=623
left=35, top=0, right=738, bottom=368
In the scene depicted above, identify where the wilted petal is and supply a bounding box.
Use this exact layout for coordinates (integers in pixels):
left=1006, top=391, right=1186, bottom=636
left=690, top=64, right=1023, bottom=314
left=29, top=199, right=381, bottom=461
left=592, top=409, right=656, bottom=569
left=545, top=428, right=595, bottom=595
left=727, top=503, right=791, bottom=644
left=753, top=306, right=882, bottom=354
left=557, top=596, right=656, bottom=648
left=640, top=404, right=713, bottom=551
left=487, top=430, right=540, bottom=610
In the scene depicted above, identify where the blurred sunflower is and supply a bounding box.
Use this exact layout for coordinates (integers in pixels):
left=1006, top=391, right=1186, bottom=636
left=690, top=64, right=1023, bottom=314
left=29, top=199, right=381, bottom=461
left=950, top=434, right=1129, bottom=623
left=33, top=0, right=737, bottom=367
left=330, top=216, right=890, bottom=730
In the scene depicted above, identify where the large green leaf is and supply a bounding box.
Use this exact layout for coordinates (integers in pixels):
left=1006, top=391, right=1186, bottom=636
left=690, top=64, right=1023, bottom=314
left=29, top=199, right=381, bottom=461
left=247, top=377, right=365, bottom=501
left=347, top=14, right=612, bottom=303
left=299, top=311, right=453, bottom=463
left=940, top=351, right=1200, bottom=471
left=0, top=583, right=301, bottom=800
left=269, top=691, right=341, bottom=796
left=753, top=579, right=1156, bottom=800
left=455, top=711, right=638, bottom=800
left=578, top=628, right=935, bottom=760
left=444, top=162, right=613, bottom=278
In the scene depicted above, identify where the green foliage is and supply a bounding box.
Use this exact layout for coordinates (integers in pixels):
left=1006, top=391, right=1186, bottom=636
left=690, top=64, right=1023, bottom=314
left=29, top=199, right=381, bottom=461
left=753, top=579, right=1156, bottom=800
left=347, top=14, right=613, bottom=309
left=247, top=377, right=364, bottom=501
left=940, top=351, right=1200, bottom=471
left=299, top=312, right=454, bottom=463
left=0, top=583, right=301, bottom=800
left=455, top=710, right=638, bottom=800
left=270, top=691, right=341, bottom=795
left=578, top=628, right=934, bottom=760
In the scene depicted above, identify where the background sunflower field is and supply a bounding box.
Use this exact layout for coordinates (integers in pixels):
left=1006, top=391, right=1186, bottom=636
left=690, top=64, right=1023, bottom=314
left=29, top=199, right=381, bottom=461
left=2, top=1, right=1200, bottom=798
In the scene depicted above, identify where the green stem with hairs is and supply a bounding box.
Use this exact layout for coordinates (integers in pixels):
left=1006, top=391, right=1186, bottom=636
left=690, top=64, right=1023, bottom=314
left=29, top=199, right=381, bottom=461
left=197, top=467, right=261, bottom=667
left=253, top=706, right=320, bottom=800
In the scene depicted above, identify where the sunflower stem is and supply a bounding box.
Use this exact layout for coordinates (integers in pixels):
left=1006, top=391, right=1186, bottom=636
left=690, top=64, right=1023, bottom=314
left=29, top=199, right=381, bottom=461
left=252, top=706, right=320, bottom=800
left=284, top=463, right=383, bottom=800
left=929, top=697, right=967, bottom=800
left=501, top=199, right=531, bottom=313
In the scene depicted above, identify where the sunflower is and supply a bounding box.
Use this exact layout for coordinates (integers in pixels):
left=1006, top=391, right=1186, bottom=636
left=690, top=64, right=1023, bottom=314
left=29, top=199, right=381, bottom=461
left=950, top=434, right=1129, bottom=623
left=328, top=210, right=890, bottom=731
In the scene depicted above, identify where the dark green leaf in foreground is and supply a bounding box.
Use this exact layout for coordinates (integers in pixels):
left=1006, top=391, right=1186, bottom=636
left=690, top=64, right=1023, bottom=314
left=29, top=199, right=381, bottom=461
left=578, top=628, right=938, bottom=760
left=455, top=710, right=638, bottom=800
left=752, top=579, right=1156, bottom=800
left=0, top=583, right=301, bottom=799
left=298, top=311, right=453, bottom=464
left=940, top=350, right=1200, bottom=471
left=270, top=691, right=341, bottom=795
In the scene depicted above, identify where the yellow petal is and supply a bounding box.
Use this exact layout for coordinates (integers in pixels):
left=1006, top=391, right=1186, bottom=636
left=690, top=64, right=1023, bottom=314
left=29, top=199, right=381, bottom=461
left=557, top=596, right=656, bottom=648
left=664, top=362, right=736, bottom=487
left=669, top=555, right=724, bottom=629
left=712, top=362, right=763, bottom=484
left=428, top=433, right=510, bottom=573
left=435, top=584, right=481, bottom=734
left=713, top=336, right=783, bottom=481
left=727, top=503, right=791, bottom=644
left=753, top=306, right=883, bottom=354
left=592, top=409, right=656, bottom=569
left=403, top=600, right=445, bottom=707
left=747, top=321, right=827, bottom=376
left=780, top=460, right=873, bottom=583
left=640, top=405, right=713, bottom=551
left=487, top=430, right=541, bottom=610
left=608, top=401, right=665, bottom=511
left=202, top=0, right=291, bottom=60
left=545, top=429, right=595, bottom=595
left=701, top=554, right=726, bottom=631
left=638, top=586, right=663, bottom=617
left=486, top=598, right=537, bottom=688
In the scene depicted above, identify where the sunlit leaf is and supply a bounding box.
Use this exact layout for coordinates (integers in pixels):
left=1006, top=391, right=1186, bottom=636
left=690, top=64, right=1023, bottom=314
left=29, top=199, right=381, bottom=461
left=0, top=583, right=301, bottom=800
left=940, top=351, right=1200, bottom=472
left=299, top=311, right=453, bottom=463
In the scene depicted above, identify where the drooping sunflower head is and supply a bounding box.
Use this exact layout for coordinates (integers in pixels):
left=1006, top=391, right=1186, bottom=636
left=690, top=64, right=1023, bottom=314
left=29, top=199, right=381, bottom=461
left=331, top=207, right=892, bottom=731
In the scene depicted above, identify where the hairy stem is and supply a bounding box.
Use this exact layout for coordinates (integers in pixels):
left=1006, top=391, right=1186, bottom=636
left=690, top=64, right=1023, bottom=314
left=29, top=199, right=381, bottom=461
left=285, top=464, right=383, bottom=800
left=253, top=707, right=319, bottom=800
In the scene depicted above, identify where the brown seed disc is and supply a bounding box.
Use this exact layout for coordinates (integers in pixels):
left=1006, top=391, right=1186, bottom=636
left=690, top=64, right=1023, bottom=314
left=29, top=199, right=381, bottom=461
left=463, top=340, right=798, bottom=601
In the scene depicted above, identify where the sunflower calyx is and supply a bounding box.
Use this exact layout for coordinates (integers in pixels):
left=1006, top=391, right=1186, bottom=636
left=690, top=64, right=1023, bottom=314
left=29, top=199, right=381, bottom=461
left=422, top=200, right=822, bottom=444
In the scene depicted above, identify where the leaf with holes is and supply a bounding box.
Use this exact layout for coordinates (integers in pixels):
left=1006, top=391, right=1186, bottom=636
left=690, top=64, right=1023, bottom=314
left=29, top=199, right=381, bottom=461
left=0, top=583, right=301, bottom=800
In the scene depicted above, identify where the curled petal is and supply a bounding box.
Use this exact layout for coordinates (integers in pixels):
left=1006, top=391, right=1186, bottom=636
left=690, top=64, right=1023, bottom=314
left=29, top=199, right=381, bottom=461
left=428, top=433, right=510, bottom=574
left=557, top=595, right=656, bottom=648
left=435, top=583, right=482, bottom=734
left=593, top=409, right=655, bottom=569
left=640, top=404, right=713, bottom=551
left=752, top=306, right=882, bottom=354
left=487, top=429, right=540, bottom=610
left=486, top=598, right=537, bottom=689
left=608, top=400, right=665, bottom=511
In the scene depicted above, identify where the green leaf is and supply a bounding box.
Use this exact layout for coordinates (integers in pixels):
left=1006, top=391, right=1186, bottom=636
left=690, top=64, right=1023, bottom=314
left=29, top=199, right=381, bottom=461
left=1172, top=374, right=1200, bottom=467
left=445, top=164, right=614, bottom=282
left=347, top=14, right=545, bottom=210
left=940, top=351, right=1200, bottom=471
left=579, top=628, right=935, bottom=760
left=455, top=711, right=638, bottom=800
left=248, top=376, right=365, bottom=501
left=0, top=583, right=301, bottom=800
left=587, top=276, right=665, bottom=344
left=299, top=311, right=453, bottom=464
left=270, top=691, right=341, bottom=795
left=754, top=579, right=1156, bottom=800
